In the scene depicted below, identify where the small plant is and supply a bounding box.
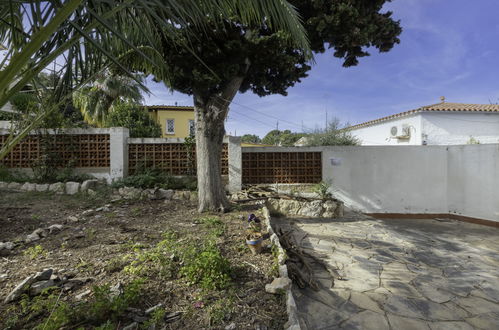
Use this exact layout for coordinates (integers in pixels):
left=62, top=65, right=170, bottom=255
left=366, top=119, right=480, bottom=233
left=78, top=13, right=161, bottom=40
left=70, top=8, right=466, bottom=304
left=180, top=241, right=232, bottom=290
left=24, top=245, right=47, bottom=259
left=207, top=297, right=235, bottom=326
left=467, top=136, right=481, bottom=144
left=31, top=214, right=41, bottom=220
left=313, top=181, right=332, bottom=200
left=88, top=279, right=144, bottom=322
left=198, top=216, right=225, bottom=237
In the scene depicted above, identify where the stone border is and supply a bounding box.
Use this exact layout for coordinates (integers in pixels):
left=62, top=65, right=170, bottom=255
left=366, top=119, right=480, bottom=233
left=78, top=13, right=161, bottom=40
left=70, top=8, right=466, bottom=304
left=0, top=180, right=100, bottom=195
left=0, top=180, right=197, bottom=202
left=262, top=206, right=301, bottom=330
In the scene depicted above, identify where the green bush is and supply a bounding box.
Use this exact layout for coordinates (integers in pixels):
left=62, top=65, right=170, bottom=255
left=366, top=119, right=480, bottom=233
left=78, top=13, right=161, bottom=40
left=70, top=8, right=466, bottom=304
left=111, top=166, right=197, bottom=191
left=105, top=102, right=162, bottom=138
left=0, top=165, right=30, bottom=183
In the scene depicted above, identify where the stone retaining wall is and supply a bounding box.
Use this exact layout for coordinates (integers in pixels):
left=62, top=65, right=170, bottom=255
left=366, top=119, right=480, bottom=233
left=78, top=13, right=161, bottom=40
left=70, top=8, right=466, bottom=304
left=266, top=197, right=344, bottom=218
left=262, top=207, right=301, bottom=330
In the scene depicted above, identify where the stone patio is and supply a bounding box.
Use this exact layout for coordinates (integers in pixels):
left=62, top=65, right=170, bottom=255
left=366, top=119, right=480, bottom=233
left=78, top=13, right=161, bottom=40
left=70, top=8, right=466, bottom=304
left=273, top=212, right=499, bottom=330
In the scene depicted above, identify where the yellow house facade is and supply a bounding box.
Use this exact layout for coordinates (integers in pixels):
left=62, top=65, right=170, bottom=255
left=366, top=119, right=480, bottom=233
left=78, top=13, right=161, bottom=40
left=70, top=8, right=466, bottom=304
left=147, top=105, right=195, bottom=138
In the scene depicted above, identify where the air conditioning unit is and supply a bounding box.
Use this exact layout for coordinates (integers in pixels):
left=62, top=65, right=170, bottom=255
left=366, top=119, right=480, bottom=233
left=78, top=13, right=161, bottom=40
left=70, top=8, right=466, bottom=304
left=390, top=125, right=411, bottom=139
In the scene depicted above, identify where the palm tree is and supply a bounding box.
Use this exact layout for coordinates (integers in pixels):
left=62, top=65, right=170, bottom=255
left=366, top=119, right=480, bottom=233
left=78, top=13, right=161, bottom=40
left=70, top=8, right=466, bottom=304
left=73, top=72, right=147, bottom=126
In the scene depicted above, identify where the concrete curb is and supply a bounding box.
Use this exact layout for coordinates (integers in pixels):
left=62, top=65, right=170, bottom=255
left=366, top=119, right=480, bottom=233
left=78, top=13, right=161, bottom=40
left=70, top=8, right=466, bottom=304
left=262, top=206, right=302, bottom=330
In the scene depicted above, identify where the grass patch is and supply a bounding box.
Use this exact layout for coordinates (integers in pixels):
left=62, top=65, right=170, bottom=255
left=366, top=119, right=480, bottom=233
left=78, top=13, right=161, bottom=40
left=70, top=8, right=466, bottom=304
left=122, top=231, right=232, bottom=290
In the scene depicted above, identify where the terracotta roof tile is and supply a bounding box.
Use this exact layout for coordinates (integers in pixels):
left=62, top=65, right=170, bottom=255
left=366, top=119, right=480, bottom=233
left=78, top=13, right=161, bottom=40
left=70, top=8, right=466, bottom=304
left=347, top=102, right=499, bottom=130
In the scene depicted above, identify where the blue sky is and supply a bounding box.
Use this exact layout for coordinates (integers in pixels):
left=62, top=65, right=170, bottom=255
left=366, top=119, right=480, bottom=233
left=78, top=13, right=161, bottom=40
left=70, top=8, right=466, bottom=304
left=144, top=0, right=499, bottom=137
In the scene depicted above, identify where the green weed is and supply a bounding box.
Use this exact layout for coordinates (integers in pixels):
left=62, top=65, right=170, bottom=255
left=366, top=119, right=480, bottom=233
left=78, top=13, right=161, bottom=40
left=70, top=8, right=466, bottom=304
left=197, top=216, right=225, bottom=237
left=23, top=245, right=47, bottom=259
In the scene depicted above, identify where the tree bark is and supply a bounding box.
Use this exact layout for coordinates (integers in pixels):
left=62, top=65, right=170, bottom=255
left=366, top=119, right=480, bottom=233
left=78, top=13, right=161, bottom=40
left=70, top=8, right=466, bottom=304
left=194, top=76, right=244, bottom=212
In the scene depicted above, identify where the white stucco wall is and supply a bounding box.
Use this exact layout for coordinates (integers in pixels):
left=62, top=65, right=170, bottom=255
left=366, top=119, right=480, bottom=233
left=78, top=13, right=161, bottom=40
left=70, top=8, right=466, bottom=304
left=447, top=144, right=499, bottom=221
left=349, top=114, right=422, bottom=145
left=350, top=111, right=499, bottom=146
left=323, top=146, right=448, bottom=214
left=421, top=112, right=499, bottom=145
left=323, top=145, right=499, bottom=222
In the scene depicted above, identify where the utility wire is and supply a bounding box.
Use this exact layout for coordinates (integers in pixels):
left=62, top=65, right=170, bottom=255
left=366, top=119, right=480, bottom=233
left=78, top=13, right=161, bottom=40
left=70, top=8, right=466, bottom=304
left=215, top=94, right=313, bottom=131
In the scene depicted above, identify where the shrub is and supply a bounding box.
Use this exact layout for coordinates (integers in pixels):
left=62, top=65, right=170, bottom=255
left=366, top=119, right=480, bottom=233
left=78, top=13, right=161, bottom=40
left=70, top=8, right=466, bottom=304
left=111, top=166, right=197, bottom=191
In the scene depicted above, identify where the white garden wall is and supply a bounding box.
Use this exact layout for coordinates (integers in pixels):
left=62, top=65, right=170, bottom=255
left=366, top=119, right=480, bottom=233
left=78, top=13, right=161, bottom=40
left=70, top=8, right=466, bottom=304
left=323, top=144, right=499, bottom=222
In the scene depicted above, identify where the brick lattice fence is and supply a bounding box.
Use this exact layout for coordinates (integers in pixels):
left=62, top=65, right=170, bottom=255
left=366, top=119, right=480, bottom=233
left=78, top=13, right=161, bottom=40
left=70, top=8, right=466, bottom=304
left=242, top=151, right=322, bottom=184
left=128, top=142, right=229, bottom=175
left=0, top=134, right=110, bottom=168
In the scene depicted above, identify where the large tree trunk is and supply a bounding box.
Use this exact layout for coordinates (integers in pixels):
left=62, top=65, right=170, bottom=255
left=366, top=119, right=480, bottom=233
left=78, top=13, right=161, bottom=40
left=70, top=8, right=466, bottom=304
left=194, top=76, right=244, bottom=212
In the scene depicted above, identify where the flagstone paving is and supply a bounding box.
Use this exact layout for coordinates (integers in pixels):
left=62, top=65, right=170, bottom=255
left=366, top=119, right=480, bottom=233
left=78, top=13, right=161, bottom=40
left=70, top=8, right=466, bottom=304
left=273, top=212, right=499, bottom=330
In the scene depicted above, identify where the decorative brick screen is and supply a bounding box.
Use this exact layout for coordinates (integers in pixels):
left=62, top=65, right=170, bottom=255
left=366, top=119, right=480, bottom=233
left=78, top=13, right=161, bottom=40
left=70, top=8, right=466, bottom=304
left=0, top=134, right=110, bottom=168
left=242, top=151, right=322, bottom=184
left=128, top=143, right=228, bottom=175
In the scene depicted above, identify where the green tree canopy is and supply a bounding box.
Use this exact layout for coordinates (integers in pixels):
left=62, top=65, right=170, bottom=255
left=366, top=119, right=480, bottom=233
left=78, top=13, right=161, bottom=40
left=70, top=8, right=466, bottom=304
left=139, top=0, right=401, bottom=211
left=262, top=129, right=306, bottom=146
left=241, top=134, right=261, bottom=144
left=105, top=102, right=161, bottom=138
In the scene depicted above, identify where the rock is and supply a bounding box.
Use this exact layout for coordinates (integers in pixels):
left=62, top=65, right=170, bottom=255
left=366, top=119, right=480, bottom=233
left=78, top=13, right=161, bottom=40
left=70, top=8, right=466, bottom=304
left=122, top=322, right=138, bottom=330
left=48, top=182, right=65, bottom=194
left=298, top=200, right=323, bottom=218
left=0, top=274, right=8, bottom=280
left=35, top=184, right=49, bottom=192
left=4, top=275, right=35, bottom=303
left=25, top=233, right=41, bottom=243
left=335, top=203, right=344, bottom=217
left=119, top=187, right=142, bottom=199
left=67, top=215, right=79, bottom=223
left=82, top=209, right=94, bottom=216
left=225, top=323, right=237, bottom=330
left=65, top=182, right=80, bottom=195
left=141, top=188, right=157, bottom=200
left=81, top=179, right=99, bottom=192
left=75, top=289, right=92, bottom=300
left=173, top=190, right=190, bottom=200
left=0, top=241, right=14, bottom=250
left=33, top=228, right=49, bottom=238
left=21, top=182, right=36, bottom=192
left=7, top=182, right=22, bottom=190
left=95, top=206, right=110, bottom=212
left=30, top=280, right=55, bottom=295
left=0, top=181, right=7, bottom=189
left=156, top=189, right=174, bottom=200
left=265, top=277, right=292, bottom=294
left=87, top=189, right=97, bottom=196
left=110, top=282, right=124, bottom=297
left=322, top=200, right=338, bottom=217
left=34, top=269, right=53, bottom=281
left=145, top=303, right=163, bottom=315
left=48, top=224, right=64, bottom=233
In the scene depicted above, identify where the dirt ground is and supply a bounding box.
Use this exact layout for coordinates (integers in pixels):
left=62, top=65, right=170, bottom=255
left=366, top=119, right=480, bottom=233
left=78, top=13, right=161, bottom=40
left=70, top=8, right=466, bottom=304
left=0, top=190, right=286, bottom=329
